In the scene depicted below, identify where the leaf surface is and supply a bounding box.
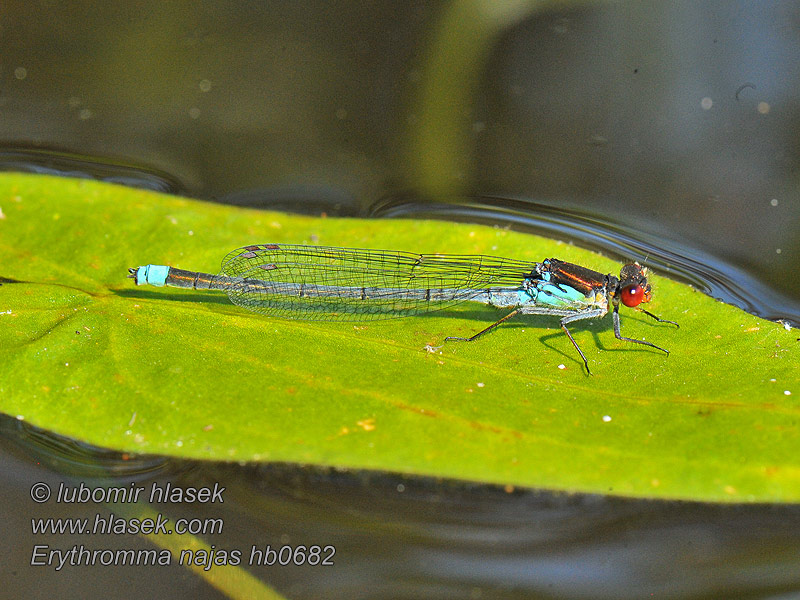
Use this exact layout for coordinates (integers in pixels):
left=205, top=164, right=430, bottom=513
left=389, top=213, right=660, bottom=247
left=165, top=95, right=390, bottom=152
left=1, top=174, right=797, bottom=502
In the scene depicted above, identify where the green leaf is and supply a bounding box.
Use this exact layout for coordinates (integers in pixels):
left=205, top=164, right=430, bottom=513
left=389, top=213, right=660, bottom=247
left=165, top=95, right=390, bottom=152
left=0, top=173, right=797, bottom=502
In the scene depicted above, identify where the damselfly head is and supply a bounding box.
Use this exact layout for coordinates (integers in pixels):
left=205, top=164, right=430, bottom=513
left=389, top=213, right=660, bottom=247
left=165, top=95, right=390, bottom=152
left=618, top=262, right=652, bottom=307
left=127, top=267, right=139, bottom=281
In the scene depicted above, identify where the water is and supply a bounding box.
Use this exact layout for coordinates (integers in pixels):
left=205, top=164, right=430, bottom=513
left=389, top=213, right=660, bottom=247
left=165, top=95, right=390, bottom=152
left=4, top=415, right=800, bottom=600
left=0, top=148, right=182, bottom=195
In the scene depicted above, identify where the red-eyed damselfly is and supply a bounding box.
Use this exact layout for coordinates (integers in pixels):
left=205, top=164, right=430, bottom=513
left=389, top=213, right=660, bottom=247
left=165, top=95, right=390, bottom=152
left=129, top=244, right=678, bottom=374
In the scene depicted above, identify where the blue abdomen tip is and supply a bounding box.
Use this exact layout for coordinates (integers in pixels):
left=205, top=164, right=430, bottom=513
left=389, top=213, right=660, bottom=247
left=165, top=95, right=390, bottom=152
left=137, top=265, right=170, bottom=287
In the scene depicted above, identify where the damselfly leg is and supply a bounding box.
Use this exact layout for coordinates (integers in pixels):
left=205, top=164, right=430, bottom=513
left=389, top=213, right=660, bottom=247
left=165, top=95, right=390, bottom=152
left=444, top=309, right=521, bottom=343
left=444, top=306, right=606, bottom=375
left=636, top=307, right=680, bottom=328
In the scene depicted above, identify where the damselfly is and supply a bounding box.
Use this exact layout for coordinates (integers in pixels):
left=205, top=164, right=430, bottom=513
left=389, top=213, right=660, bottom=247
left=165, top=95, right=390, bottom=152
left=128, top=244, right=678, bottom=374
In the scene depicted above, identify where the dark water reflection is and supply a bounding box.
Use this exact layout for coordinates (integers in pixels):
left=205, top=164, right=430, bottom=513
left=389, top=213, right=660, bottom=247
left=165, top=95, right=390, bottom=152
left=3, top=416, right=799, bottom=600
left=0, top=147, right=184, bottom=194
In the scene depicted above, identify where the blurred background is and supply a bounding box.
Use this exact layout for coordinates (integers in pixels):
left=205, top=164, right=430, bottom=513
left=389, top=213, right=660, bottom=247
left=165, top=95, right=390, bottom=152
left=0, top=0, right=798, bottom=320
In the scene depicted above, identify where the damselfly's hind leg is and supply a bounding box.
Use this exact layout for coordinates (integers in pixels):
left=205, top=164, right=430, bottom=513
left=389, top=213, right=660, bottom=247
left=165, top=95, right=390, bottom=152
left=444, top=309, right=521, bottom=343
left=444, top=306, right=603, bottom=376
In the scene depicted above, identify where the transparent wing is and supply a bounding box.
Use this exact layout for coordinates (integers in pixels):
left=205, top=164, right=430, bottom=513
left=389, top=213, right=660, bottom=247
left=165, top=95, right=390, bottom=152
left=218, top=244, right=538, bottom=321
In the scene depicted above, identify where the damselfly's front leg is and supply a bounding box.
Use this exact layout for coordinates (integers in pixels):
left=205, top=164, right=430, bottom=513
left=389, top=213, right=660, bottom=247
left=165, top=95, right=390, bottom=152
left=612, top=305, right=672, bottom=354
left=636, top=307, right=680, bottom=328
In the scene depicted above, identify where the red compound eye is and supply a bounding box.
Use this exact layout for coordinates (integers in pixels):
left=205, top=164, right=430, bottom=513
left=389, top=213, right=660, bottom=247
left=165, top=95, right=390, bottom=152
left=621, top=284, right=645, bottom=307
